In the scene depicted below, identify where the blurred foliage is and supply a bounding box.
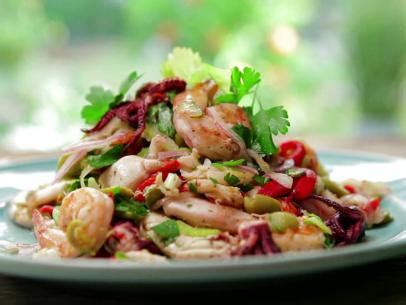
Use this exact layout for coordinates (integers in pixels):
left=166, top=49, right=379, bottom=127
left=0, top=0, right=404, bottom=151
left=345, top=0, right=406, bottom=121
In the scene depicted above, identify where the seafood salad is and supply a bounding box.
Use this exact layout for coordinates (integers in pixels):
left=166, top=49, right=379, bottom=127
left=9, top=48, right=392, bottom=261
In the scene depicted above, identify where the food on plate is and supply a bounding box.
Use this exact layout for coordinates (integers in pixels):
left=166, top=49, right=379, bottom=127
left=8, top=48, right=392, bottom=261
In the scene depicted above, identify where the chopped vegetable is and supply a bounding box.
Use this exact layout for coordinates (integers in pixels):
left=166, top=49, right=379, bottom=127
left=268, top=212, right=299, bottom=233
left=303, top=213, right=332, bottom=234
left=253, top=175, right=268, bottom=186
left=162, top=47, right=229, bottom=91
left=322, top=177, right=349, bottom=197
left=38, top=205, right=54, bottom=216
left=188, top=182, right=198, bottom=193
left=212, top=159, right=245, bottom=168
left=87, top=145, right=124, bottom=169
left=244, top=195, right=281, bottom=214
left=144, top=187, right=164, bottom=206
left=232, top=124, right=252, bottom=147
left=114, top=251, right=128, bottom=260
left=224, top=173, right=240, bottom=186
left=147, top=103, right=176, bottom=138
left=177, top=221, right=220, bottom=237
left=279, top=140, right=306, bottom=166
left=152, top=219, right=180, bottom=245
left=52, top=206, right=60, bottom=225
left=114, top=196, right=148, bottom=222
left=179, top=98, right=203, bottom=117
left=163, top=173, right=182, bottom=190
left=292, top=169, right=317, bottom=201
left=258, top=179, right=290, bottom=198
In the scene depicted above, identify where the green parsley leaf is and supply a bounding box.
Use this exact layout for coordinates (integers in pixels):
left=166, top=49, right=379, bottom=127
left=87, top=145, right=124, bottom=169
left=114, top=196, right=149, bottom=222
left=212, top=159, right=245, bottom=168
left=238, top=183, right=253, bottom=192
left=81, top=71, right=141, bottom=125
left=323, top=234, right=335, bottom=249
left=209, top=177, right=219, bottom=185
left=232, top=124, right=252, bottom=147
left=252, top=102, right=277, bottom=154
left=224, top=173, right=240, bottom=186
left=114, top=251, right=128, bottom=260
left=253, top=175, right=268, bottom=186
left=188, top=182, right=198, bottom=193
left=111, top=71, right=142, bottom=108
left=303, top=213, right=332, bottom=235
left=216, top=66, right=261, bottom=104
left=267, top=106, right=290, bottom=136
left=147, top=103, right=176, bottom=138
left=81, top=86, right=115, bottom=125
left=152, top=219, right=180, bottom=245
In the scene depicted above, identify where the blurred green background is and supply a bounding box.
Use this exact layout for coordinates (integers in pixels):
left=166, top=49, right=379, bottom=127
left=0, top=0, right=405, bottom=152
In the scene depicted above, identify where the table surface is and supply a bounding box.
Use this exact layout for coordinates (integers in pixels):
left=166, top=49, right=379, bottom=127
left=1, top=136, right=405, bottom=305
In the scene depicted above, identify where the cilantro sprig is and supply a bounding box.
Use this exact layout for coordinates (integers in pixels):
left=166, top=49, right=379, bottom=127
left=216, top=67, right=261, bottom=103
left=81, top=71, right=141, bottom=124
left=216, top=66, right=290, bottom=155
left=87, top=145, right=124, bottom=169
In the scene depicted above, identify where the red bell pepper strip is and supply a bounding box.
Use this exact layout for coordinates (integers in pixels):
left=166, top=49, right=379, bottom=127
left=292, top=169, right=317, bottom=201
left=364, top=198, right=381, bottom=214
left=280, top=199, right=300, bottom=216
left=344, top=184, right=356, bottom=194
left=38, top=205, right=54, bottom=216
left=258, top=180, right=291, bottom=198
left=279, top=140, right=306, bottom=166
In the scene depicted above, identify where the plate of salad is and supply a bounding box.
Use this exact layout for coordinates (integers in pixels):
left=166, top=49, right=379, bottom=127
left=0, top=48, right=405, bottom=283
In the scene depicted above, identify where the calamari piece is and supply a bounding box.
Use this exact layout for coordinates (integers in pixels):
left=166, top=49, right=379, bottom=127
left=99, top=156, right=162, bottom=189
left=191, top=178, right=244, bottom=208
left=8, top=191, right=33, bottom=228
left=58, top=187, right=114, bottom=255
left=26, top=181, right=67, bottom=212
left=161, top=193, right=255, bottom=233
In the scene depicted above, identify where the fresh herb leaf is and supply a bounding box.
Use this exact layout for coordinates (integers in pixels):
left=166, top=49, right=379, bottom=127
left=147, top=103, right=176, bottom=138
left=188, top=182, right=198, bottom=193
left=81, top=86, right=115, bottom=125
left=286, top=168, right=306, bottom=178
left=323, top=234, right=335, bottom=249
left=303, top=213, right=332, bottom=235
left=114, top=196, right=148, bottom=221
left=177, top=220, right=220, bottom=237
left=114, top=251, right=128, bottom=260
left=209, top=177, right=219, bottom=185
left=52, top=206, right=60, bottom=225
left=81, top=71, right=141, bottom=125
left=232, top=124, right=252, bottom=147
left=238, top=183, right=253, bottom=192
left=267, top=106, right=290, bottom=136
left=212, top=159, right=245, bottom=168
left=152, top=219, right=180, bottom=245
left=216, top=66, right=261, bottom=104
left=65, top=179, right=82, bottom=193
left=224, top=173, right=240, bottom=186
left=87, top=145, right=124, bottom=169
left=252, top=102, right=277, bottom=154
left=253, top=175, right=268, bottom=186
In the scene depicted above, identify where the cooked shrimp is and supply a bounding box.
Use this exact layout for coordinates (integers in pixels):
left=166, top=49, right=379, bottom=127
left=32, top=209, right=80, bottom=258
left=58, top=187, right=114, bottom=255
left=272, top=221, right=325, bottom=252
left=99, top=155, right=162, bottom=189
left=173, top=82, right=251, bottom=160
left=191, top=178, right=244, bottom=208
left=26, top=181, right=67, bottom=212
left=161, top=193, right=255, bottom=233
